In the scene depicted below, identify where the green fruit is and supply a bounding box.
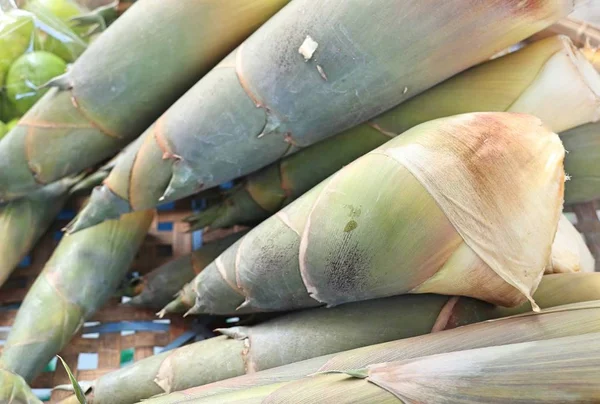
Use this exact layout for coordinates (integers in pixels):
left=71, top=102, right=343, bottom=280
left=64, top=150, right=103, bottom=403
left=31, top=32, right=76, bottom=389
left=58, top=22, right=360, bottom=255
left=6, top=51, right=67, bottom=114
left=6, top=119, right=20, bottom=132
left=28, top=0, right=84, bottom=21
left=39, top=33, right=87, bottom=62
left=0, top=121, right=8, bottom=140
left=0, top=12, right=36, bottom=87
left=23, top=0, right=89, bottom=62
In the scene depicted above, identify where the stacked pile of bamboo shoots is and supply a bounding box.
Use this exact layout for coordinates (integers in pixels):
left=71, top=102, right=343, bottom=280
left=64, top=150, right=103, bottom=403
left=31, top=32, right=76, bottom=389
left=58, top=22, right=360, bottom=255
left=1, top=0, right=600, bottom=402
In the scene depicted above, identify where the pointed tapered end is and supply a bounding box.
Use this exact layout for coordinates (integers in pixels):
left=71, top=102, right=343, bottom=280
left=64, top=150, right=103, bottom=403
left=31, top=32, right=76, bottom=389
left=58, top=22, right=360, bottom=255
left=313, top=368, right=369, bottom=379
left=343, top=369, right=369, bottom=379
left=65, top=185, right=132, bottom=234
left=124, top=295, right=144, bottom=308
left=42, top=72, right=73, bottom=91
left=182, top=205, right=223, bottom=232
left=159, top=295, right=190, bottom=316
left=216, top=327, right=247, bottom=340
left=160, top=160, right=202, bottom=203
left=156, top=309, right=167, bottom=318
left=236, top=299, right=251, bottom=311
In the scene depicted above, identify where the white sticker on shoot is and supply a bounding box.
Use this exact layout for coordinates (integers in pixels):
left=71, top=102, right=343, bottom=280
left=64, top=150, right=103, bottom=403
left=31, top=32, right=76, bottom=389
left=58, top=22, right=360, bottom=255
left=299, top=35, right=319, bottom=61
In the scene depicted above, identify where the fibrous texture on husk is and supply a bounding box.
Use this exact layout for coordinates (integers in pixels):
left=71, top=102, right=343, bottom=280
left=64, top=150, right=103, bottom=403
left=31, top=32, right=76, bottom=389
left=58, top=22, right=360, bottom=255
left=0, top=0, right=290, bottom=201
left=0, top=177, right=73, bottom=288
left=0, top=209, right=153, bottom=389
left=209, top=333, right=600, bottom=403
left=182, top=112, right=564, bottom=316
left=127, top=231, right=246, bottom=310
left=145, top=301, right=600, bottom=403
left=58, top=294, right=499, bottom=404
left=67, top=0, right=577, bottom=232
left=184, top=35, right=600, bottom=231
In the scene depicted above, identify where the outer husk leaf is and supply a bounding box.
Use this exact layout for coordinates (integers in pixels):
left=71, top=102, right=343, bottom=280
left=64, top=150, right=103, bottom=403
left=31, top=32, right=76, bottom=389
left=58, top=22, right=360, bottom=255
left=57, top=356, right=87, bottom=404
left=356, top=333, right=600, bottom=403
left=0, top=209, right=153, bottom=384
left=187, top=112, right=564, bottom=315
left=249, top=333, right=600, bottom=403
left=146, top=301, right=600, bottom=403
left=0, top=0, right=290, bottom=201
left=69, top=0, right=577, bottom=232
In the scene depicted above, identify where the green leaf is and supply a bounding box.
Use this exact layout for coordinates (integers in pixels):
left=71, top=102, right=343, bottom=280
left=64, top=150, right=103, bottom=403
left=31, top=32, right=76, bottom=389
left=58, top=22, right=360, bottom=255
left=57, top=355, right=87, bottom=404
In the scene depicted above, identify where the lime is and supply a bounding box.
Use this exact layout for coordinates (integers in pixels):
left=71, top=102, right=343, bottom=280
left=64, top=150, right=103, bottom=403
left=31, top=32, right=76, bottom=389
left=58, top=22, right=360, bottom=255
left=27, top=0, right=84, bottom=21
left=39, top=31, right=87, bottom=62
left=6, top=119, right=20, bottom=132
left=0, top=121, right=8, bottom=140
left=6, top=51, right=67, bottom=114
left=23, top=0, right=89, bottom=62
left=0, top=11, right=36, bottom=87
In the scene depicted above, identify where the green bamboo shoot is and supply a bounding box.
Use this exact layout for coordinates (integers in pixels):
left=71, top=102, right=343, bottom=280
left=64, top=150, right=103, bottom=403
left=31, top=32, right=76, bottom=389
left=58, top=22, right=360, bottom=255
left=0, top=177, right=73, bottom=287
left=0, top=209, right=153, bottom=397
left=67, top=0, right=578, bottom=232
left=0, top=370, right=41, bottom=404
left=184, top=35, right=600, bottom=231
left=175, top=269, right=600, bottom=323
left=0, top=0, right=290, bottom=201
left=59, top=273, right=600, bottom=403
left=181, top=112, right=564, bottom=316
left=198, top=333, right=600, bottom=403
left=57, top=294, right=497, bottom=404
left=140, top=301, right=600, bottom=403
left=561, top=121, right=600, bottom=203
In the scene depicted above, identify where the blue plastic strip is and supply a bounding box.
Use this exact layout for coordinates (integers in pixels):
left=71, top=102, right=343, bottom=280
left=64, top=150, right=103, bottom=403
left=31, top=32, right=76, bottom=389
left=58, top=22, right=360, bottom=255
left=18, top=256, right=31, bottom=267
left=57, top=209, right=76, bottom=220
left=219, top=181, right=234, bottom=190
left=83, top=321, right=170, bottom=334
left=0, top=303, right=21, bottom=311
left=191, top=198, right=207, bottom=212
left=157, top=202, right=176, bottom=211
left=192, top=230, right=203, bottom=250
left=157, top=222, right=174, bottom=232
left=160, top=331, right=197, bottom=352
